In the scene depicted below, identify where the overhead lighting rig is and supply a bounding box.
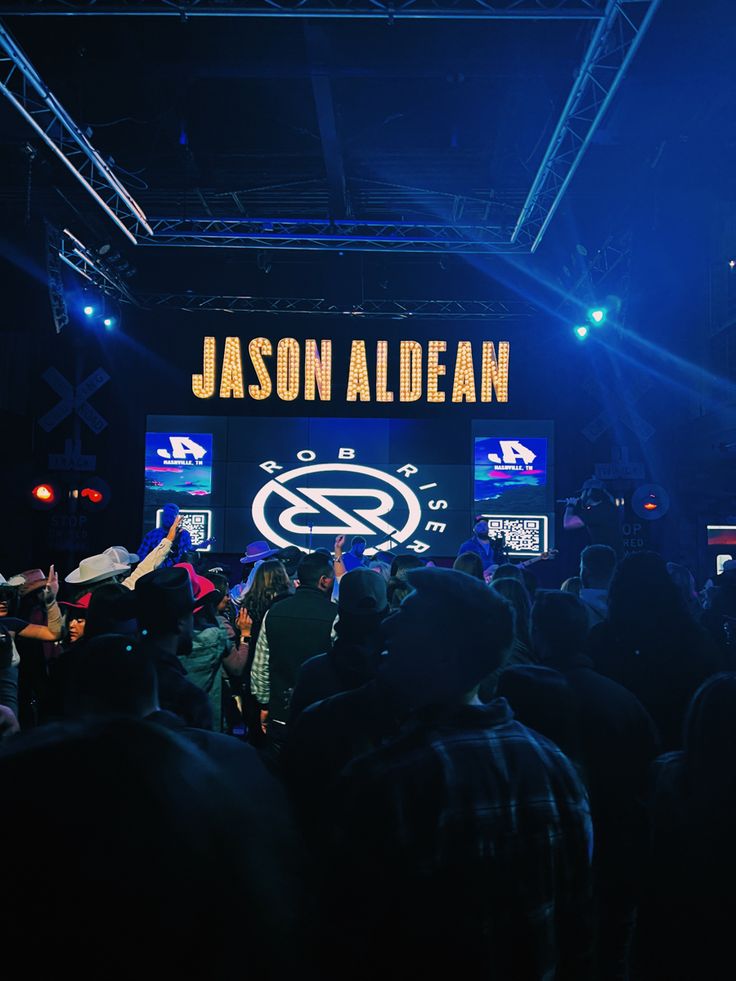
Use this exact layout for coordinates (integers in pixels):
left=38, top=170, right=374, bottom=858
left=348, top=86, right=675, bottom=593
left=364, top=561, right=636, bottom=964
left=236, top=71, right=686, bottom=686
left=0, top=21, right=152, bottom=243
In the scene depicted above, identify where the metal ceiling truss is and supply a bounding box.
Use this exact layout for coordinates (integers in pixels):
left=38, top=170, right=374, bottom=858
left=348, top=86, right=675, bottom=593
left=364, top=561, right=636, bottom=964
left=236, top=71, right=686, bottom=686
left=140, top=216, right=520, bottom=254
left=1, top=0, right=658, bottom=261
left=58, top=228, right=139, bottom=304
left=0, top=22, right=151, bottom=243
left=0, top=2, right=610, bottom=21
left=572, top=230, right=631, bottom=299
left=45, top=222, right=69, bottom=334
left=140, top=293, right=535, bottom=319
left=138, top=0, right=659, bottom=255
left=511, top=0, right=661, bottom=252
left=57, top=227, right=535, bottom=321
left=559, top=229, right=632, bottom=324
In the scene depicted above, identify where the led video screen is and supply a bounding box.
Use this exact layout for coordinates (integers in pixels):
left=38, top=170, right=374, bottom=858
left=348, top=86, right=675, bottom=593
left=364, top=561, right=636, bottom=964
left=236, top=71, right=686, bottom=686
left=707, top=525, right=736, bottom=547
left=144, top=416, right=471, bottom=557
left=471, top=420, right=555, bottom=557
left=474, top=436, right=548, bottom=512
left=145, top=432, right=213, bottom=504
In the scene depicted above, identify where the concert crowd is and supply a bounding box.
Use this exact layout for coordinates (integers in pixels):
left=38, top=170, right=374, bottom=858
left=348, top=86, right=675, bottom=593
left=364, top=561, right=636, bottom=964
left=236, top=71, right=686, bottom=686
left=2, top=502, right=735, bottom=981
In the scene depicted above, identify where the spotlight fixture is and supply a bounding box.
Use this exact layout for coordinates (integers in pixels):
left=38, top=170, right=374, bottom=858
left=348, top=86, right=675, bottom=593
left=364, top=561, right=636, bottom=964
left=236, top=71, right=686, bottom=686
left=83, top=305, right=94, bottom=316
left=103, top=317, right=114, bottom=328
left=730, top=259, right=735, bottom=269
left=574, top=325, right=589, bottom=340
left=588, top=307, right=606, bottom=325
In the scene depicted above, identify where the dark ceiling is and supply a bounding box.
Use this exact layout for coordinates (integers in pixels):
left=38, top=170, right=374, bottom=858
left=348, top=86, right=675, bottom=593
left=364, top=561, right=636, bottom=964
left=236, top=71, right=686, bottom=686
left=0, top=0, right=734, bottom=308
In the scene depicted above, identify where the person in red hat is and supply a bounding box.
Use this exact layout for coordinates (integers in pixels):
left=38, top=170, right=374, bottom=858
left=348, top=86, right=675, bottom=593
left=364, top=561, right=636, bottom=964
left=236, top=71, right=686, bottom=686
left=59, top=593, right=92, bottom=646
left=175, top=563, right=234, bottom=731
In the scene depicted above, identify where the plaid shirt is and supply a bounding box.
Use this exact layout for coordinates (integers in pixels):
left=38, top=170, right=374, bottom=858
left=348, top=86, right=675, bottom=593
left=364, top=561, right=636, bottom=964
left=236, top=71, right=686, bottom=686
left=333, top=698, right=594, bottom=979
left=137, top=527, right=192, bottom=568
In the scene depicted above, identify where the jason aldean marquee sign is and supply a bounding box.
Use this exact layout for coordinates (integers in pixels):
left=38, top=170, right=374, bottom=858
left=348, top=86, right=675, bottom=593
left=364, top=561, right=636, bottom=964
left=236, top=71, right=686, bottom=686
left=191, top=336, right=510, bottom=404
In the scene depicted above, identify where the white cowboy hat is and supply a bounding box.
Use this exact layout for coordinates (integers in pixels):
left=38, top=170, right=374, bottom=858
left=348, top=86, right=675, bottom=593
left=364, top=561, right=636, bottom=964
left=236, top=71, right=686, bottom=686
left=65, top=552, right=130, bottom=585
left=104, top=545, right=140, bottom=567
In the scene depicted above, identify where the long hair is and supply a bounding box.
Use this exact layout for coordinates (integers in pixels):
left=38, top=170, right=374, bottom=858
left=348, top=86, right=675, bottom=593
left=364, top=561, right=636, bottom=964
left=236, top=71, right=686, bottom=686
left=667, top=562, right=702, bottom=620
left=608, top=551, right=693, bottom=649
left=452, top=553, right=484, bottom=581
left=245, top=559, right=291, bottom=625
left=491, top=577, right=532, bottom=650
left=683, top=672, right=736, bottom=799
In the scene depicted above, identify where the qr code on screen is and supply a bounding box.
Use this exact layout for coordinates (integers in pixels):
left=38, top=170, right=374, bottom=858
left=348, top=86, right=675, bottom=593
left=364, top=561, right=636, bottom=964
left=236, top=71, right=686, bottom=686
left=487, top=516, right=545, bottom=555
left=180, top=511, right=210, bottom=548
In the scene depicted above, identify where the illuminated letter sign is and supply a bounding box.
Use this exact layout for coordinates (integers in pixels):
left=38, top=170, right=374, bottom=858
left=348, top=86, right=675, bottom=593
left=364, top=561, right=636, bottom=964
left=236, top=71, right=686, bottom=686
left=192, top=336, right=510, bottom=404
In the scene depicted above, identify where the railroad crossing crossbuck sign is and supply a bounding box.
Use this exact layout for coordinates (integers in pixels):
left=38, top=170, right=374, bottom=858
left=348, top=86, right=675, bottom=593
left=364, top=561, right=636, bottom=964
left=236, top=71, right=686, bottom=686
left=39, top=367, right=110, bottom=434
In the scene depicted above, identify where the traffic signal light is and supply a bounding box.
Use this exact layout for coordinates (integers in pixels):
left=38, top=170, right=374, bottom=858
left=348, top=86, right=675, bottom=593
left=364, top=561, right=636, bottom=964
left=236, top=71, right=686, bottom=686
left=77, top=476, right=111, bottom=512
left=32, top=483, right=55, bottom=503
left=30, top=480, right=59, bottom=509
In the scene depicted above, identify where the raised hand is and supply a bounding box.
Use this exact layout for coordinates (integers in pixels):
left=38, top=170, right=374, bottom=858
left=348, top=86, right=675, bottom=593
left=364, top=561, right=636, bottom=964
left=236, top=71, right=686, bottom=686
left=236, top=605, right=252, bottom=637
left=42, top=564, right=59, bottom=604
left=334, top=534, right=346, bottom=555
left=166, top=514, right=182, bottom=542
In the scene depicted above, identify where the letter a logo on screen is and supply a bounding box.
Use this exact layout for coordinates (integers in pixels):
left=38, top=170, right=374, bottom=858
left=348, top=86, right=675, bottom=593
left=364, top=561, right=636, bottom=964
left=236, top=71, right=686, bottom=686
left=157, top=436, right=208, bottom=461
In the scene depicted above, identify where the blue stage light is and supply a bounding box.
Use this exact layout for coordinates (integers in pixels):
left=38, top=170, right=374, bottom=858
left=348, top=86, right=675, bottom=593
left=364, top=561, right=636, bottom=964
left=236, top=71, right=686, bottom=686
left=83, top=305, right=94, bottom=316
left=589, top=307, right=606, bottom=325
left=103, top=317, right=114, bottom=329
left=574, top=325, right=589, bottom=340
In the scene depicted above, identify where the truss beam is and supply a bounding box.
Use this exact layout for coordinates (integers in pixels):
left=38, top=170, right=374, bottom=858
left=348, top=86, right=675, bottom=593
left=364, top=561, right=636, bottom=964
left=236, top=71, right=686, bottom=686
left=58, top=228, right=139, bottom=304
left=140, top=293, right=535, bottom=319
left=141, top=216, right=521, bottom=254
left=0, top=22, right=151, bottom=243
left=0, top=2, right=609, bottom=20
left=511, top=0, right=660, bottom=252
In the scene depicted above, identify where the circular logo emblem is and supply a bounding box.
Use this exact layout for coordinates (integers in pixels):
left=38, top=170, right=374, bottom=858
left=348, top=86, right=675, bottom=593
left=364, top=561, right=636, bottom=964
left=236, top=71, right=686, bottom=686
left=252, top=462, right=422, bottom=554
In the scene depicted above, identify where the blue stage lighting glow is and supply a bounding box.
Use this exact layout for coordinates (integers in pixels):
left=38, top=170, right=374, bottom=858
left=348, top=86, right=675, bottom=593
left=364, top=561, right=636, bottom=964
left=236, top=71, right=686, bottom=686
left=83, top=305, right=94, bottom=316
left=574, top=325, right=589, bottom=339
left=589, top=308, right=606, bottom=324
left=103, top=317, right=114, bottom=328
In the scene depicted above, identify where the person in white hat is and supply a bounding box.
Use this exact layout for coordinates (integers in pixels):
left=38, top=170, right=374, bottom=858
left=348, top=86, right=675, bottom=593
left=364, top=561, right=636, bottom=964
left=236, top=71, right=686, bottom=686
left=67, top=517, right=183, bottom=593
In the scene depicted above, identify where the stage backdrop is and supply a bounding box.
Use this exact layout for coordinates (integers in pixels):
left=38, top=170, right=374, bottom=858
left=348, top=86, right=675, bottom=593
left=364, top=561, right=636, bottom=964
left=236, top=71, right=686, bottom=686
left=145, top=415, right=555, bottom=559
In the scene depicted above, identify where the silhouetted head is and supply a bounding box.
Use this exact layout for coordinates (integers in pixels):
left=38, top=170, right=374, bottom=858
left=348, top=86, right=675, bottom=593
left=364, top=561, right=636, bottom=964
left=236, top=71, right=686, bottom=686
left=390, top=554, right=426, bottom=580
left=162, top=502, right=180, bottom=530
left=453, top=552, right=484, bottom=580
left=580, top=544, right=617, bottom=590
left=531, top=590, right=589, bottom=663
left=0, top=716, right=272, bottom=977
left=66, top=634, right=159, bottom=720
left=492, top=577, right=532, bottom=649
left=608, top=550, right=691, bottom=640
left=492, top=563, right=524, bottom=584
left=683, top=672, right=736, bottom=794
left=136, top=567, right=195, bottom=639
left=381, top=567, right=514, bottom=709
left=297, top=551, right=334, bottom=592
